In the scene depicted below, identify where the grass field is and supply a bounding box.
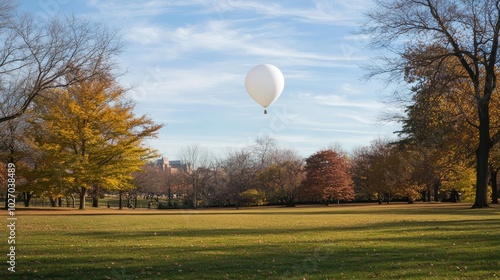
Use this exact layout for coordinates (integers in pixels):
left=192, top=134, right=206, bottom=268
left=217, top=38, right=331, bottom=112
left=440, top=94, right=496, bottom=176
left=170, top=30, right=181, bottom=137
left=1, top=203, right=500, bottom=279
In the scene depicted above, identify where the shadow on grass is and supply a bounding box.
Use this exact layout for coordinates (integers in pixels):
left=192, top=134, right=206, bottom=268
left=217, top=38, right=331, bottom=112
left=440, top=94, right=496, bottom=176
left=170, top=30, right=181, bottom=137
left=10, top=203, right=500, bottom=217
left=37, top=218, right=498, bottom=240
left=9, top=218, right=500, bottom=280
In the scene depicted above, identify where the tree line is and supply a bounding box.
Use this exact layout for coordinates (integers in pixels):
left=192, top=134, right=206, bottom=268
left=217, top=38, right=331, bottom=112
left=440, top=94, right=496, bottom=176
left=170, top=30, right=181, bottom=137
left=133, top=140, right=355, bottom=209
left=130, top=133, right=497, bottom=209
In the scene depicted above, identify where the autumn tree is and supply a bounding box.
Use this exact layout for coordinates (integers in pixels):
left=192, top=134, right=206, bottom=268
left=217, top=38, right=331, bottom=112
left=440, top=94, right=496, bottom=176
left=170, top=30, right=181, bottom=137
left=387, top=145, right=431, bottom=203
left=350, top=146, right=373, bottom=201
left=395, top=46, right=493, bottom=202
left=28, top=71, right=162, bottom=209
left=301, top=148, right=354, bottom=205
left=404, top=146, right=442, bottom=202
left=0, top=0, right=121, bottom=208
left=351, top=140, right=396, bottom=203
left=365, top=0, right=500, bottom=208
left=257, top=149, right=304, bottom=207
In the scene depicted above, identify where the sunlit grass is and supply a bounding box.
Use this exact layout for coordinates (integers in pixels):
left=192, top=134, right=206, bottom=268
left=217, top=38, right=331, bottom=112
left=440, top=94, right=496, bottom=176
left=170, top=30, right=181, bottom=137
left=1, top=203, right=499, bottom=279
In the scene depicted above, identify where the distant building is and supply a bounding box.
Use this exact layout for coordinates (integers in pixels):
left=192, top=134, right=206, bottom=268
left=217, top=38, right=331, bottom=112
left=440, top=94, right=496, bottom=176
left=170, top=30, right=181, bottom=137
left=151, top=157, right=190, bottom=174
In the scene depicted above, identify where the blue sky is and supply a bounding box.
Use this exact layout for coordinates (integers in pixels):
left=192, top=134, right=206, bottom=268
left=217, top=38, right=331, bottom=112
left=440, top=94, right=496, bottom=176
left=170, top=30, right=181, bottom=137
left=25, top=0, right=400, bottom=158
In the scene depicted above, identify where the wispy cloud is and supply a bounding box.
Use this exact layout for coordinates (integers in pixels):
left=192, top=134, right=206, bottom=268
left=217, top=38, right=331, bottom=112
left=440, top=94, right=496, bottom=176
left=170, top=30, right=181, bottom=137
left=90, top=0, right=372, bottom=26
left=124, top=19, right=364, bottom=67
left=64, top=0, right=397, bottom=157
left=298, top=93, right=385, bottom=110
left=86, top=0, right=204, bottom=18
left=211, top=0, right=371, bottom=25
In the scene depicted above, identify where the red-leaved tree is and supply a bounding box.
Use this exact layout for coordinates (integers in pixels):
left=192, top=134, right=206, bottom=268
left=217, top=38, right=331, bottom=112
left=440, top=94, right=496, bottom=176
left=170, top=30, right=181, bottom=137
left=301, top=148, right=355, bottom=205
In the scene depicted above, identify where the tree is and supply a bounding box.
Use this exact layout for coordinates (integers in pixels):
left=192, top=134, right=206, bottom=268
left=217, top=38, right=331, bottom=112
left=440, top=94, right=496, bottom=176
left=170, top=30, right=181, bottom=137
left=0, top=1, right=122, bottom=123
left=221, top=148, right=256, bottom=209
left=351, top=140, right=395, bottom=203
left=157, top=166, right=184, bottom=207
left=257, top=149, right=304, bottom=207
left=251, top=135, right=279, bottom=170
left=440, top=162, right=476, bottom=202
left=0, top=111, right=31, bottom=207
left=301, top=148, right=354, bottom=205
left=131, top=165, right=162, bottom=209
left=405, top=146, right=442, bottom=202
left=489, top=146, right=500, bottom=204
left=385, top=145, right=429, bottom=203
left=28, top=71, right=162, bottom=209
left=364, top=0, right=500, bottom=208
left=351, top=146, right=373, bottom=201
left=177, top=144, right=213, bottom=208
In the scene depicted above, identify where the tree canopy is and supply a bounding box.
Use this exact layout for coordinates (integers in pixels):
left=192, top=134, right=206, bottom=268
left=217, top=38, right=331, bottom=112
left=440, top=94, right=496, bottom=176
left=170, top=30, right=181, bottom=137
left=301, top=148, right=354, bottom=204
left=364, top=0, right=500, bottom=208
left=27, top=71, right=162, bottom=209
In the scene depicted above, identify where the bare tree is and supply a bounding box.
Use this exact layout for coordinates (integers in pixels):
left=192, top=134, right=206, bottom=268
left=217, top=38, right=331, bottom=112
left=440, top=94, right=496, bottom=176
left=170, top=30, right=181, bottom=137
left=222, top=148, right=256, bottom=209
left=0, top=2, right=122, bottom=123
left=218, top=137, right=280, bottom=208
left=364, top=0, right=500, bottom=208
left=251, top=135, right=279, bottom=170
left=177, top=144, right=213, bottom=208
left=0, top=100, right=32, bottom=208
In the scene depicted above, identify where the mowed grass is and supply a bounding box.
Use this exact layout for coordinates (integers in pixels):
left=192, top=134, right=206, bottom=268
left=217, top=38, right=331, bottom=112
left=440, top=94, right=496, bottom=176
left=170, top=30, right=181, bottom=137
left=1, top=203, right=500, bottom=279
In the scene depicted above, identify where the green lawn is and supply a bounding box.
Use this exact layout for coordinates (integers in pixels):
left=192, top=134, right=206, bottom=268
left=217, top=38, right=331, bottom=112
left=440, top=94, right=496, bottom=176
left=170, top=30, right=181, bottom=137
left=1, top=203, right=500, bottom=279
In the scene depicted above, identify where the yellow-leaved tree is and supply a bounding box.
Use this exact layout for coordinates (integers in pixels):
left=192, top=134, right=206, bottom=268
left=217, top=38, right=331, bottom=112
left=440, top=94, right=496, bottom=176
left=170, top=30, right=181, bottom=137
left=28, top=71, right=162, bottom=209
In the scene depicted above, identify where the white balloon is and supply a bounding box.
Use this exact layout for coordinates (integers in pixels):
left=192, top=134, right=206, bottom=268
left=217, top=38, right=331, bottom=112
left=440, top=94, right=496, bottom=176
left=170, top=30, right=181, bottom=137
left=245, top=64, right=284, bottom=113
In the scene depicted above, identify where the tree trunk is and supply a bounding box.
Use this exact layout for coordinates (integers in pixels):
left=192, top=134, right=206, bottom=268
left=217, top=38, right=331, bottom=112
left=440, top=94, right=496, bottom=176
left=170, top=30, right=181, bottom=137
left=491, top=169, right=499, bottom=204
left=50, top=197, right=56, bottom=207
left=168, top=187, right=172, bottom=206
left=23, top=192, right=33, bottom=207
left=69, top=195, right=75, bottom=208
left=79, top=187, right=87, bottom=210
left=193, top=187, right=198, bottom=209
left=119, top=191, right=123, bottom=210
left=92, top=185, right=99, bottom=207
left=193, top=185, right=198, bottom=209
left=473, top=112, right=491, bottom=208
left=433, top=181, right=439, bottom=202
left=92, top=196, right=99, bottom=208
